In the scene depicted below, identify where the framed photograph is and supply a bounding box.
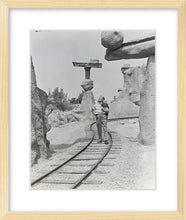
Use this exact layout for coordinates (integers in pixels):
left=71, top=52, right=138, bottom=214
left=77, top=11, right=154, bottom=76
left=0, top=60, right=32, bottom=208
left=0, top=0, right=185, bottom=219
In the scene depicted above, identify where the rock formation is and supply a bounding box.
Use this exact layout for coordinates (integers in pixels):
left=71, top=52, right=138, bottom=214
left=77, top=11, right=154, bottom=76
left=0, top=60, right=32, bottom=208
left=101, top=31, right=155, bottom=145
left=47, top=108, right=84, bottom=127
left=101, top=31, right=123, bottom=50
left=108, top=88, right=139, bottom=119
left=81, top=79, right=94, bottom=91
left=121, top=64, right=146, bottom=106
left=109, top=64, right=146, bottom=119
left=79, top=90, right=95, bottom=120
left=104, top=33, right=155, bottom=61
left=72, top=60, right=102, bottom=120
left=138, top=56, right=155, bottom=144
left=31, top=57, right=51, bottom=165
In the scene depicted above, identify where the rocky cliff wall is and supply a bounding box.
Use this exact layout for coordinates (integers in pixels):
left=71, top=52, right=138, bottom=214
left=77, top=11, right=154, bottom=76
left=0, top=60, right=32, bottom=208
left=31, top=58, right=51, bottom=165
left=138, top=56, right=155, bottom=144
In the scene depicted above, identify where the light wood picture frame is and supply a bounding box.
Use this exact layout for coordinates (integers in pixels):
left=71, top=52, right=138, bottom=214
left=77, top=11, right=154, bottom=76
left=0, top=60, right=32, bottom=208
left=0, top=0, right=185, bottom=219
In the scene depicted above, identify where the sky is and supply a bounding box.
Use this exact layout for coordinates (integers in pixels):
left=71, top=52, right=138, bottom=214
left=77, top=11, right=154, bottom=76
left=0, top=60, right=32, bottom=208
left=30, top=30, right=153, bottom=101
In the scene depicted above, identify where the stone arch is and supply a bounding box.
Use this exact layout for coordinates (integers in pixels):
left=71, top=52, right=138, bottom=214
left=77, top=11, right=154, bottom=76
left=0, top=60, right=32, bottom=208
left=101, top=31, right=155, bottom=145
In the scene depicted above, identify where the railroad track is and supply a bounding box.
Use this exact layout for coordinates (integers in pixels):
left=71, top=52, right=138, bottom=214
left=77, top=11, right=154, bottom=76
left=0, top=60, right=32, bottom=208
left=31, top=122, right=121, bottom=190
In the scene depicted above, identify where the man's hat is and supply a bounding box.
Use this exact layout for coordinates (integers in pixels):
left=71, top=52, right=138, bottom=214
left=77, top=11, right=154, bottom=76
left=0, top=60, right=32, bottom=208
left=98, top=95, right=104, bottom=102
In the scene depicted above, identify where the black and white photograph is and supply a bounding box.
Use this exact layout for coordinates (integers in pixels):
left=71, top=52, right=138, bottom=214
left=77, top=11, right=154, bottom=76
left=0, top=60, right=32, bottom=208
left=31, top=30, right=155, bottom=190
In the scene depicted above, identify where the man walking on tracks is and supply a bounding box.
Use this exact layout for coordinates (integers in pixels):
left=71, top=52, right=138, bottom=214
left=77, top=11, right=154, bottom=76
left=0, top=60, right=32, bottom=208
left=92, top=96, right=109, bottom=144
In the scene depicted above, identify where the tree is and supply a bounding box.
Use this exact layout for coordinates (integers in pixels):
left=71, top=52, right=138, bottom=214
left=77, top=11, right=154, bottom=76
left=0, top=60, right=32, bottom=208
left=69, top=91, right=84, bottom=104
left=69, top=97, right=77, bottom=104
left=50, top=87, right=68, bottom=111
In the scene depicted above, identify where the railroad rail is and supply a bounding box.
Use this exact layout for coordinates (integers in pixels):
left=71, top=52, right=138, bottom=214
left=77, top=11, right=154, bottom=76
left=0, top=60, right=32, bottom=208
left=108, top=115, right=138, bottom=122
left=31, top=122, right=115, bottom=189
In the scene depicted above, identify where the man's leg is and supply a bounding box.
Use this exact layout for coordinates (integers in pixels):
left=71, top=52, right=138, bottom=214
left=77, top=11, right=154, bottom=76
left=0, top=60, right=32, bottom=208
left=102, top=115, right=108, bottom=144
left=96, top=115, right=102, bottom=142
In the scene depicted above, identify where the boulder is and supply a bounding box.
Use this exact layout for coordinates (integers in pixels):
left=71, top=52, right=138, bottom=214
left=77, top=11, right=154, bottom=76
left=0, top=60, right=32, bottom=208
left=81, top=79, right=94, bottom=91
left=101, top=31, right=124, bottom=50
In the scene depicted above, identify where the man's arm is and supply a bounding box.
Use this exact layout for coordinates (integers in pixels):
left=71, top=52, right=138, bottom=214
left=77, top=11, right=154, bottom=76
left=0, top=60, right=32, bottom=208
left=102, top=106, right=109, bottom=114
left=91, top=106, right=95, bottom=115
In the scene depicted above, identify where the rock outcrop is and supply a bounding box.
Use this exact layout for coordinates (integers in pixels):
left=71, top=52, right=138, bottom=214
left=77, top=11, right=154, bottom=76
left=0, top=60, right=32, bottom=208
left=108, top=88, right=139, bottom=119
left=121, top=65, right=146, bottom=106
left=31, top=57, right=51, bottom=165
left=73, top=60, right=102, bottom=121
left=101, top=31, right=155, bottom=145
left=138, top=56, right=155, bottom=144
left=79, top=90, right=95, bottom=120
left=104, top=32, right=155, bottom=61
